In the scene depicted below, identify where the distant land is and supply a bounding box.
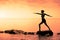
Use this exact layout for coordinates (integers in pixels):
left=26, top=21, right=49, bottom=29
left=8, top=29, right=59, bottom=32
left=0, top=29, right=60, bottom=36
left=0, top=29, right=35, bottom=35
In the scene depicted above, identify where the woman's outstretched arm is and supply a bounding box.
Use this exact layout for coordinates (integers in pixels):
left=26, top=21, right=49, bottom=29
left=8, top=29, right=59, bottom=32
left=34, top=13, right=41, bottom=15
left=45, top=14, right=52, bottom=17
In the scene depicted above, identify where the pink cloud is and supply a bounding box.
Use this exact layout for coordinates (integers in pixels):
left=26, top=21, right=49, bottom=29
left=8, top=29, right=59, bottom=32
left=26, top=0, right=47, bottom=4
left=53, top=0, right=60, bottom=6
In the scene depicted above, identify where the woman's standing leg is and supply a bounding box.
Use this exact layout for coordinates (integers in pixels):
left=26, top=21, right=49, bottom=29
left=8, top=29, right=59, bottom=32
left=39, top=22, right=43, bottom=31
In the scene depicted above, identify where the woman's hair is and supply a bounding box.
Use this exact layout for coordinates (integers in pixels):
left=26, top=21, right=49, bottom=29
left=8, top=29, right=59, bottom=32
left=41, top=10, right=44, bottom=12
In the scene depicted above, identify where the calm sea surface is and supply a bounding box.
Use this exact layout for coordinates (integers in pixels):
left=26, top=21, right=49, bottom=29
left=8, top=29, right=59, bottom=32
left=0, top=33, right=60, bottom=40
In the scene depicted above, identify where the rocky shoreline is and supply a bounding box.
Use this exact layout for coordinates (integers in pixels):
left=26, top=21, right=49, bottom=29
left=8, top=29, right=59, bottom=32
left=0, top=29, right=35, bottom=35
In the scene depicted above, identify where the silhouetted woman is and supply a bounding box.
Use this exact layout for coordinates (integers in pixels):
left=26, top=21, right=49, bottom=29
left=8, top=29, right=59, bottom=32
left=35, top=10, right=52, bottom=31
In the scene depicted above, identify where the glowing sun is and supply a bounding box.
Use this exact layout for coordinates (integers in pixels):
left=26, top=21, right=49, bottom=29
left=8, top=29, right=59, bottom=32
left=0, top=14, right=6, bottom=18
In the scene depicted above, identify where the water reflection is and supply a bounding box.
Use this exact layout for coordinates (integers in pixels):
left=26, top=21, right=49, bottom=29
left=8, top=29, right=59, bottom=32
left=0, top=33, right=59, bottom=40
left=38, top=35, right=53, bottom=40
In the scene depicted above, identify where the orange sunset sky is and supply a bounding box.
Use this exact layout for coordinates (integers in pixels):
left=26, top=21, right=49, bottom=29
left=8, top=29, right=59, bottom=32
left=0, top=0, right=60, bottom=33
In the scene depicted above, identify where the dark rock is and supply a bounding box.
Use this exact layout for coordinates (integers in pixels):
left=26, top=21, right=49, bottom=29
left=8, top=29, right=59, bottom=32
left=23, top=32, right=34, bottom=35
left=28, top=32, right=34, bottom=35
left=36, top=30, right=53, bottom=36
left=57, top=33, right=60, bottom=35
left=4, top=29, right=24, bottom=34
left=0, top=31, right=4, bottom=33
left=5, top=30, right=16, bottom=34
left=23, top=32, right=27, bottom=35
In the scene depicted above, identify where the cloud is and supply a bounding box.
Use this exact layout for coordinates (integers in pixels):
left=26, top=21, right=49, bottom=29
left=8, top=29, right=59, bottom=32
left=53, top=0, right=60, bottom=6
left=26, top=0, right=47, bottom=4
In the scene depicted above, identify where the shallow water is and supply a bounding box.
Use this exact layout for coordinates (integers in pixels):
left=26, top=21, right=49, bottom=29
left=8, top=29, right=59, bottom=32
left=0, top=33, right=60, bottom=40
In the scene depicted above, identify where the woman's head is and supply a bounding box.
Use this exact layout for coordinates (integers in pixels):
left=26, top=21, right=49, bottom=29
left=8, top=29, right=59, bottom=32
left=41, top=10, right=44, bottom=13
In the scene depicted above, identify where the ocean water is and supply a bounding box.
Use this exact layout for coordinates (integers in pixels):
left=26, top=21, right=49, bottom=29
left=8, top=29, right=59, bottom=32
left=0, top=33, right=60, bottom=40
